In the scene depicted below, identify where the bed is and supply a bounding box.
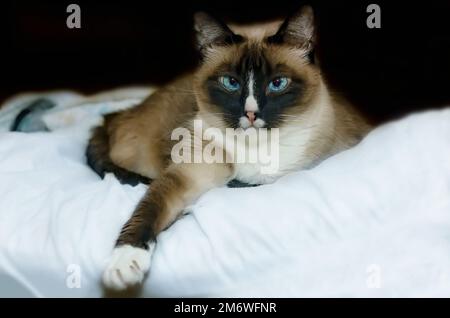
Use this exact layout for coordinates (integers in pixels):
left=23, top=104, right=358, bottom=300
left=1, top=90, right=450, bottom=297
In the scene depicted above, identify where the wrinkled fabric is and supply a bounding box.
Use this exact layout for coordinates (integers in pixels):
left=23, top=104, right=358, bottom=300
left=0, top=105, right=450, bottom=297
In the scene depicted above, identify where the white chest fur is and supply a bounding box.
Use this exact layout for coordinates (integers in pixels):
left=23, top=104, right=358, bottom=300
left=233, top=90, right=334, bottom=185
left=232, top=124, right=315, bottom=184
left=197, top=83, right=334, bottom=185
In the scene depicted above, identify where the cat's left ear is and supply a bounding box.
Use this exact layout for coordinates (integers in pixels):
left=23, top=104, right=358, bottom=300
left=269, top=6, right=316, bottom=53
left=194, top=12, right=242, bottom=56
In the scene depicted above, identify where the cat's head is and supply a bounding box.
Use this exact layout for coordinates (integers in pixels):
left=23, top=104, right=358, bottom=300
left=193, top=6, right=323, bottom=130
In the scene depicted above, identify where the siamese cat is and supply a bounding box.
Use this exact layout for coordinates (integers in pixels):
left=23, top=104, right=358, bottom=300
left=87, top=6, right=371, bottom=290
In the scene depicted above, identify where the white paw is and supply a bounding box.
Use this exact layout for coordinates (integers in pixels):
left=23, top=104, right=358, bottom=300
left=102, top=244, right=154, bottom=290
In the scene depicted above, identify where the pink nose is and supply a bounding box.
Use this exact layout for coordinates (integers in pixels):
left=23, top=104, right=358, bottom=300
left=246, top=111, right=256, bottom=124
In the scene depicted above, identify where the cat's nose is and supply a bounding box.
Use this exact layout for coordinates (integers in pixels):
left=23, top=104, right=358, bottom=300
left=246, top=111, right=256, bottom=124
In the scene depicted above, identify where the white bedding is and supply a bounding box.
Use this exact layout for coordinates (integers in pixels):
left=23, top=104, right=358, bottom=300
left=1, top=93, right=450, bottom=297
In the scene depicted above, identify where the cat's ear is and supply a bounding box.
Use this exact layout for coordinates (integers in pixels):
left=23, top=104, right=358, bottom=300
left=194, top=12, right=242, bottom=55
left=269, top=6, right=316, bottom=52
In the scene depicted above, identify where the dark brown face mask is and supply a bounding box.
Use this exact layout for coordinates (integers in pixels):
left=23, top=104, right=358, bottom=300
left=194, top=6, right=317, bottom=129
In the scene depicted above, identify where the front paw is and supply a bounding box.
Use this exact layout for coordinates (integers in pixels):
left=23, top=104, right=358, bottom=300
left=102, top=244, right=154, bottom=291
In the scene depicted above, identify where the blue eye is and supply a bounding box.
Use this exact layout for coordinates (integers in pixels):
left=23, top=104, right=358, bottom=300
left=219, top=75, right=240, bottom=92
left=268, top=77, right=289, bottom=93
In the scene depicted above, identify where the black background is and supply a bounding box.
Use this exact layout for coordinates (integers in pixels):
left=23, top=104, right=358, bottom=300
left=1, top=0, right=450, bottom=124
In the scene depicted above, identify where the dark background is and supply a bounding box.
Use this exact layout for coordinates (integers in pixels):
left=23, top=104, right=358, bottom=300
left=1, top=0, right=450, bottom=124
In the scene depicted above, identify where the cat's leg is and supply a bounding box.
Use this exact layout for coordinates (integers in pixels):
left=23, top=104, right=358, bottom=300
left=102, top=162, right=234, bottom=290
left=87, top=122, right=152, bottom=186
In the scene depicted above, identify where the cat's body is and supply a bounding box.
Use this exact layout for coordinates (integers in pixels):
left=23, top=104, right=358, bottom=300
left=87, top=7, right=371, bottom=290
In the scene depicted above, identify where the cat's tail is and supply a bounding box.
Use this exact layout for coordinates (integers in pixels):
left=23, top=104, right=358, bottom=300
left=86, top=115, right=151, bottom=186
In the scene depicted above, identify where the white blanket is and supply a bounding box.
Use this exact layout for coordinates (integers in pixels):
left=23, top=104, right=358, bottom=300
left=1, top=95, right=450, bottom=297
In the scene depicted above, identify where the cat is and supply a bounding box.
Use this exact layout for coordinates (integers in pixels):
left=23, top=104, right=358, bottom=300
left=86, top=6, right=371, bottom=290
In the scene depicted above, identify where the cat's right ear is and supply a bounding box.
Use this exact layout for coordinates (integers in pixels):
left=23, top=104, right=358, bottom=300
left=194, top=12, right=242, bottom=56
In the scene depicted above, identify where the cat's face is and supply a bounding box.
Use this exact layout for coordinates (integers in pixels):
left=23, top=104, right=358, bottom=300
left=194, top=6, right=322, bottom=130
